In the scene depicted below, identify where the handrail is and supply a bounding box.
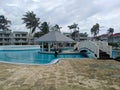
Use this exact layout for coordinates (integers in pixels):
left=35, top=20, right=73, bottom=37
left=74, top=40, right=112, bottom=58
left=77, top=40, right=99, bottom=58
left=95, top=41, right=112, bottom=58
left=74, top=42, right=80, bottom=50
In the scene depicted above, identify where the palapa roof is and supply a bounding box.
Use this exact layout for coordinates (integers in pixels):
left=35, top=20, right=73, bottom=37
left=36, top=31, right=75, bottom=43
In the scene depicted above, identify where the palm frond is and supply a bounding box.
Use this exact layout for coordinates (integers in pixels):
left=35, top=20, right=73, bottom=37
left=22, top=11, right=40, bottom=34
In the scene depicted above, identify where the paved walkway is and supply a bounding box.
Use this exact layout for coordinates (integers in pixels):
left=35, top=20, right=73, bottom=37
left=0, top=59, right=120, bottom=90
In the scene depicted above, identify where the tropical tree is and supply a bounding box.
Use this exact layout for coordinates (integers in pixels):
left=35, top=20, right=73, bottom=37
left=0, top=15, right=11, bottom=45
left=71, top=30, right=79, bottom=40
left=91, top=23, right=100, bottom=40
left=22, top=11, right=40, bottom=44
left=50, top=24, right=62, bottom=32
left=68, top=23, right=79, bottom=32
left=22, top=11, right=40, bottom=34
left=68, top=23, right=79, bottom=41
left=34, top=32, right=44, bottom=38
left=108, top=28, right=114, bottom=35
left=79, top=32, right=88, bottom=37
left=40, top=22, right=49, bottom=35
left=0, top=15, right=11, bottom=31
left=107, top=28, right=114, bottom=43
left=54, top=24, right=62, bottom=31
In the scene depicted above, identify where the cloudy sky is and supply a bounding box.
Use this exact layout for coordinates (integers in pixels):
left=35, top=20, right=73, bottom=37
left=0, top=0, right=120, bottom=36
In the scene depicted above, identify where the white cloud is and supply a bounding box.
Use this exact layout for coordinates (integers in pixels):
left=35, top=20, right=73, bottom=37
left=0, top=0, right=120, bottom=36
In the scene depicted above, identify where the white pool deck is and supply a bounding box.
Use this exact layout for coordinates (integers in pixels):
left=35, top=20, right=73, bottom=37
left=0, top=45, right=40, bottom=50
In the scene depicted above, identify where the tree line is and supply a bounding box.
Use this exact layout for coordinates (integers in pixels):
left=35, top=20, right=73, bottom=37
left=0, top=11, right=114, bottom=39
left=91, top=23, right=114, bottom=40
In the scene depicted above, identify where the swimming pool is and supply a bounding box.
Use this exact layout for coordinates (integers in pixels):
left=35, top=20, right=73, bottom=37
left=0, top=48, right=88, bottom=65
left=112, top=50, right=120, bottom=58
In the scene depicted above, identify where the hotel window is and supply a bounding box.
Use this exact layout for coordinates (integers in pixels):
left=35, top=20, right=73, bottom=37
left=22, top=34, right=27, bottom=37
left=22, top=39, right=26, bottom=41
left=15, top=34, right=20, bottom=37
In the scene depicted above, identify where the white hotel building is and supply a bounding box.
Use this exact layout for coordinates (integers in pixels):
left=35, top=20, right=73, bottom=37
left=0, top=30, right=31, bottom=45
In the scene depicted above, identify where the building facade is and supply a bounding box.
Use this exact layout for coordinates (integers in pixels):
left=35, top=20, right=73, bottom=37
left=0, top=30, right=29, bottom=45
left=0, top=30, right=12, bottom=45
left=12, top=31, right=29, bottom=45
left=98, top=34, right=108, bottom=42
left=111, top=33, right=120, bottom=43
left=98, top=33, right=120, bottom=44
left=63, top=32, right=88, bottom=41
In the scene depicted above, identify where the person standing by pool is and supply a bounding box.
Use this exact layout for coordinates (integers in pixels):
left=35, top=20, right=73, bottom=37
left=54, top=50, right=58, bottom=58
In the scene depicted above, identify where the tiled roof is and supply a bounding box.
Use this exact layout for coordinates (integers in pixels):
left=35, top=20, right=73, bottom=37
left=113, top=33, right=120, bottom=37
left=99, top=33, right=120, bottom=37
left=99, top=34, right=108, bottom=37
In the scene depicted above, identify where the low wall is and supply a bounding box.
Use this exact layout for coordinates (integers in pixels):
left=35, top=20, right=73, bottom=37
left=0, top=45, right=40, bottom=50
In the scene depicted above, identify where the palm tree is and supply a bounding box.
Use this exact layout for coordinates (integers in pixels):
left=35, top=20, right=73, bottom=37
left=91, top=23, right=100, bottom=40
left=107, top=28, right=114, bottom=43
left=0, top=15, right=11, bottom=31
left=79, top=32, right=88, bottom=37
left=34, top=32, right=44, bottom=38
left=40, top=22, right=49, bottom=35
left=51, top=24, right=62, bottom=32
left=68, top=23, right=79, bottom=40
left=71, top=30, right=79, bottom=40
left=0, top=15, right=11, bottom=45
left=68, top=23, right=79, bottom=32
left=22, top=11, right=40, bottom=44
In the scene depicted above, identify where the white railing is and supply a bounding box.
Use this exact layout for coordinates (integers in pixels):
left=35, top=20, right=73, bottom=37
left=75, top=40, right=112, bottom=58
left=94, top=41, right=108, bottom=46
left=77, top=40, right=99, bottom=58
left=74, top=42, right=80, bottom=50
left=96, top=41, right=112, bottom=58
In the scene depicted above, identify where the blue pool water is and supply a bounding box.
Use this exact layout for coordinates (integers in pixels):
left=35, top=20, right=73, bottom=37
left=112, top=50, right=120, bottom=58
left=0, top=49, right=87, bottom=65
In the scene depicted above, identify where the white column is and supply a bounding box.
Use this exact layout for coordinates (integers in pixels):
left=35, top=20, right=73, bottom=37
left=41, top=42, right=43, bottom=52
left=69, top=43, right=71, bottom=47
left=63, top=42, right=65, bottom=48
left=48, top=42, right=50, bottom=52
